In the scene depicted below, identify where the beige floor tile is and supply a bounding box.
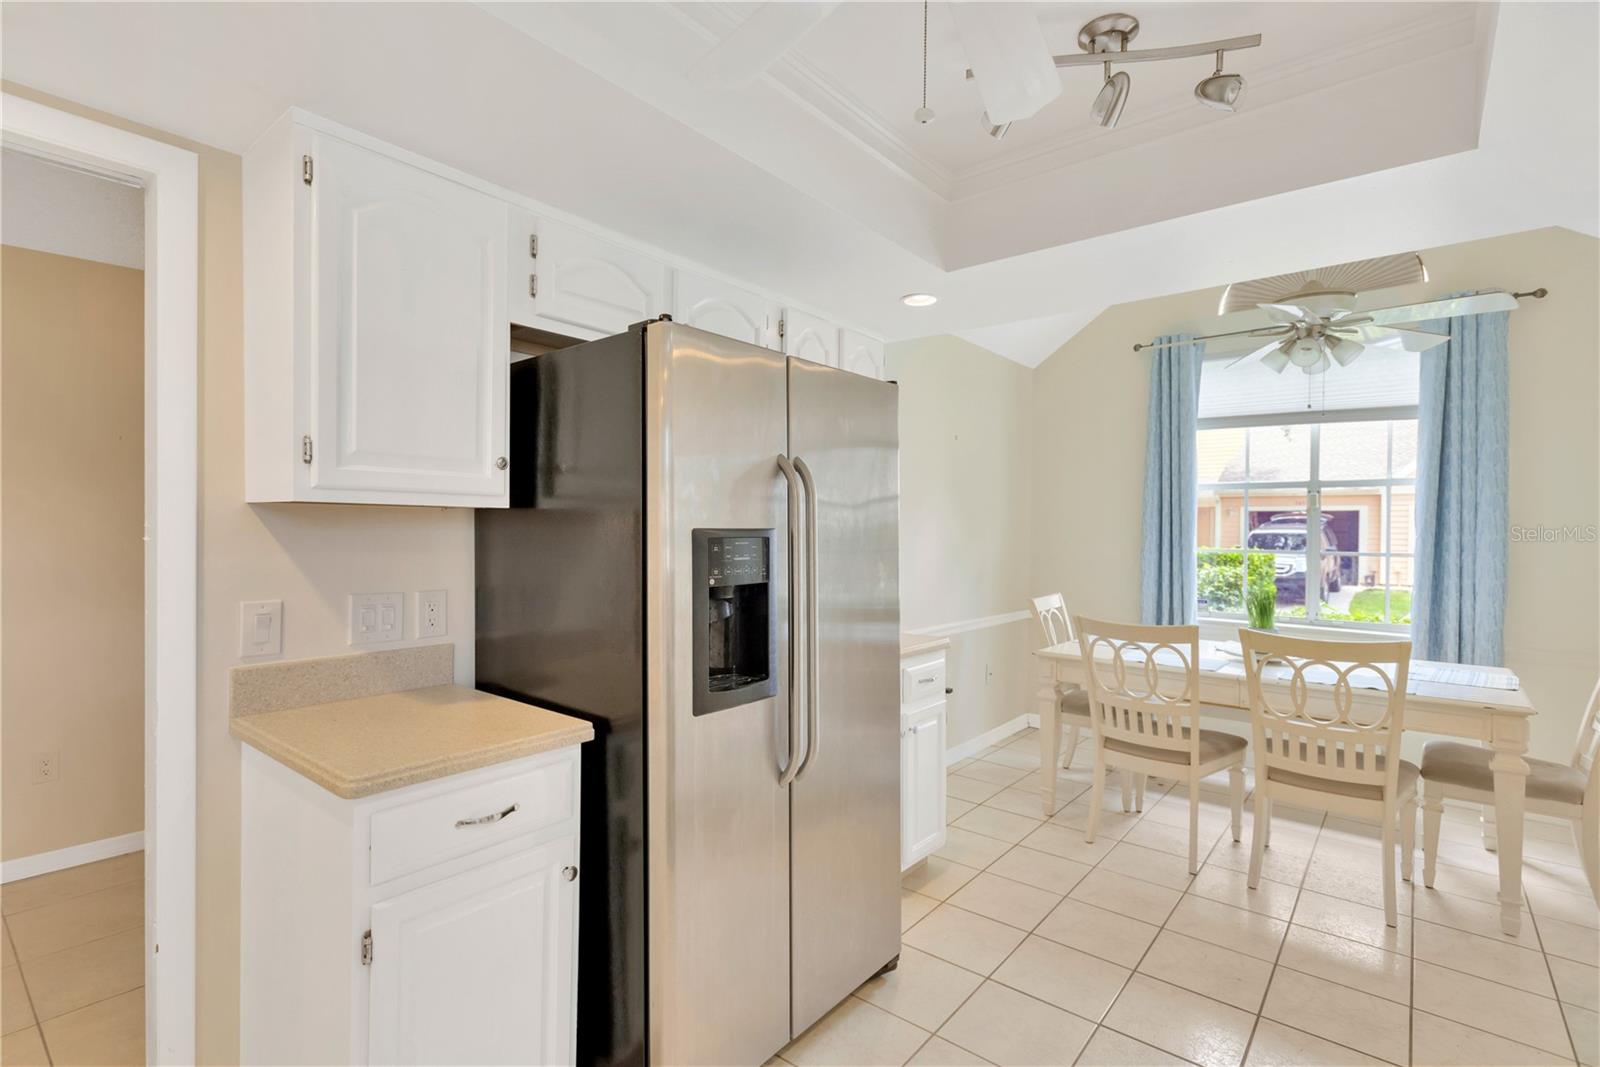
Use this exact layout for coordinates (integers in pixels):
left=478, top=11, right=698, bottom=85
left=1164, top=895, right=1286, bottom=962
left=1070, top=869, right=1182, bottom=926
left=1138, top=930, right=1271, bottom=1012
left=0, top=1025, right=49, bottom=1067
left=906, top=1035, right=993, bottom=1066
left=23, top=927, right=144, bottom=1023
left=2, top=965, right=35, bottom=1035
left=1078, top=1027, right=1192, bottom=1066
left=1121, top=816, right=1224, bottom=862
left=983, top=788, right=1064, bottom=820
left=0, top=854, right=142, bottom=917
left=1262, top=968, right=1409, bottom=1066
left=1188, top=865, right=1299, bottom=921
left=990, top=935, right=1130, bottom=1022
left=40, top=986, right=144, bottom=1067
left=938, top=980, right=1095, bottom=1067
left=6, top=881, right=142, bottom=963
left=1206, top=836, right=1311, bottom=885
left=903, top=890, right=940, bottom=933
left=951, top=762, right=1030, bottom=788
left=1548, top=956, right=1600, bottom=1010
left=1277, top=924, right=1410, bottom=1005
left=904, top=858, right=982, bottom=902
left=986, top=847, right=1090, bottom=896
left=1098, top=842, right=1197, bottom=892
left=935, top=829, right=1011, bottom=871
left=947, top=874, right=1061, bottom=932
left=1301, top=845, right=1413, bottom=916
left=1052, top=800, right=1142, bottom=841
left=1410, top=1009, right=1573, bottom=1067
left=1034, top=897, right=1159, bottom=969
left=902, top=905, right=1026, bottom=976
left=782, top=995, right=929, bottom=1067
left=1534, top=914, right=1600, bottom=968
left=1018, top=824, right=1116, bottom=866
left=945, top=798, right=977, bottom=823
left=1414, top=918, right=1555, bottom=997
left=1244, top=1019, right=1388, bottom=1067
left=857, top=947, right=983, bottom=1033
left=1413, top=960, right=1573, bottom=1058
left=1569, top=1004, right=1598, bottom=1067
left=951, top=807, right=1042, bottom=846
left=1528, top=885, right=1600, bottom=932
left=1291, top=890, right=1411, bottom=955
left=977, top=748, right=1040, bottom=772
left=1104, top=974, right=1255, bottom=1067
left=1426, top=859, right=1517, bottom=908
left=1413, top=888, right=1540, bottom=951
left=1, top=924, right=15, bottom=969
left=948, top=775, right=1005, bottom=805
left=1522, top=859, right=1597, bottom=902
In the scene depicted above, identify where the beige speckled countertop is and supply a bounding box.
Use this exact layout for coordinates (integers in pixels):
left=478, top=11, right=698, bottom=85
left=230, top=685, right=592, bottom=799
left=900, top=632, right=951, bottom=658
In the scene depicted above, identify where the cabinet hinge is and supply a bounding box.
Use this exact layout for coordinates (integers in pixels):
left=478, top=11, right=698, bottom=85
left=301, top=435, right=313, bottom=464
left=529, top=234, right=538, bottom=259
left=529, top=274, right=538, bottom=299
left=361, top=930, right=373, bottom=966
left=777, top=316, right=786, bottom=341
left=302, top=155, right=313, bottom=185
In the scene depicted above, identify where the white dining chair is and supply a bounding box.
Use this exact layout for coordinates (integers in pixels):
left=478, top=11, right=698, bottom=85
left=1075, top=616, right=1246, bottom=874
left=1421, top=678, right=1600, bottom=902
left=1030, top=594, right=1092, bottom=771
left=1240, top=629, right=1417, bottom=927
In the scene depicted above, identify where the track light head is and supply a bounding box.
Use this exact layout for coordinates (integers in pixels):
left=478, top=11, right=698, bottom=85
left=1091, top=69, right=1131, bottom=128
left=1195, top=50, right=1245, bottom=111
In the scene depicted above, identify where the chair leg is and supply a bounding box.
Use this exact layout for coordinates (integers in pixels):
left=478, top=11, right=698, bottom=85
left=1263, top=799, right=1273, bottom=849
left=1381, top=813, right=1398, bottom=928
left=1061, top=724, right=1080, bottom=770
left=1121, top=771, right=1133, bottom=814
left=1135, top=774, right=1146, bottom=813
left=1577, top=805, right=1599, bottom=905
left=1422, top=779, right=1444, bottom=889
left=1248, top=787, right=1268, bottom=889
left=1401, top=795, right=1417, bottom=883
left=1187, top=776, right=1202, bottom=875
left=1085, top=750, right=1106, bottom=844
left=1228, top=765, right=1244, bottom=843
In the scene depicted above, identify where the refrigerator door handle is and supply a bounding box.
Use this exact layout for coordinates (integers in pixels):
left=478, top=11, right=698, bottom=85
left=792, top=455, right=821, bottom=781
left=777, top=454, right=806, bottom=787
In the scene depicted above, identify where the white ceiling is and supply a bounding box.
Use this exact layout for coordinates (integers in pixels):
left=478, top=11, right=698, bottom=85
left=2, top=2, right=1595, bottom=365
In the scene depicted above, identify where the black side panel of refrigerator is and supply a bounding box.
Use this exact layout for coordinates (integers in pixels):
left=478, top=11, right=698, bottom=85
left=476, top=328, right=646, bottom=1067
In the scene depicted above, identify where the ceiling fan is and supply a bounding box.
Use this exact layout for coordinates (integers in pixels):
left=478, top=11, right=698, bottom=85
left=1134, top=253, right=1523, bottom=375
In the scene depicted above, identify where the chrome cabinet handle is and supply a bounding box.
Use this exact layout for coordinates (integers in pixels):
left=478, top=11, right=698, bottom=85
left=777, top=455, right=805, bottom=787
left=455, top=802, right=519, bottom=828
left=793, top=455, right=820, bottom=782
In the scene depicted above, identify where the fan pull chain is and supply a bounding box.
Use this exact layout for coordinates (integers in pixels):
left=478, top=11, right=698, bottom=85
left=912, top=2, right=935, bottom=124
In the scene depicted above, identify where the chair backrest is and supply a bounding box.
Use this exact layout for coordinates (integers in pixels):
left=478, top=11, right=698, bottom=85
left=1240, top=628, right=1411, bottom=802
left=1031, top=594, right=1074, bottom=646
left=1573, top=678, right=1600, bottom=800
left=1073, top=615, right=1202, bottom=763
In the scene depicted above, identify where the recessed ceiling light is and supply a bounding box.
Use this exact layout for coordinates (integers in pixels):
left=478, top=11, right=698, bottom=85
left=901, top=293, right=938, bottom=307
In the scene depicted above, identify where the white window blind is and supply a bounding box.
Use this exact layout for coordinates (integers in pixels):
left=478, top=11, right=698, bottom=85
left=1198, top=346, right=1420, bottom=423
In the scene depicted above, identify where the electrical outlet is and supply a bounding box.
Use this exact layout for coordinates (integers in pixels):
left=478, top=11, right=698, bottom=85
left=417, top=589, right=447, bottom=638
left=349, top=592, right=404, bottom=645
left=239, top=599, right=283, bottom=657
left=33, top=751, right=59, bottom=784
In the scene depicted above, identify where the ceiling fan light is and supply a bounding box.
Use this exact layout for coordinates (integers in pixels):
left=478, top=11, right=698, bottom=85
left=1260, top=348, right=1292, bottom=374
left=1091, top=70, right=1131, bottom=128
left=1329, top=336, right=1364, bottom=366
left=1301, top=353, right=1331, bottom=376
left=1288, top=336, right=1323, bottom=367
left=1194, top=72, right=1244, bottom=111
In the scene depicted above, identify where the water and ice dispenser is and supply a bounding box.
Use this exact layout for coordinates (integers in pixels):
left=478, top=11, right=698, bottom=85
left=691, top=529, right=777, bottom=715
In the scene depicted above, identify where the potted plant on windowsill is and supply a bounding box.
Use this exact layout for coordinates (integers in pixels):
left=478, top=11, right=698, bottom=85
left=1246, top=579, right=1278, bottom=632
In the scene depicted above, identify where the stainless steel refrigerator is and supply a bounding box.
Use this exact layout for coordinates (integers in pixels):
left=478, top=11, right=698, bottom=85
left=476, top=318, right=901, bottom=1067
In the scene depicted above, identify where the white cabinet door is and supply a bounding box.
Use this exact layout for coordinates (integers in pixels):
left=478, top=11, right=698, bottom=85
left=839, top=329, right=886, bottom=380
left=782, top=308, right=839, bottom=367
left=674, top=269, right=778, bottom=349
left=507, top=206, right=540, bottom=329
left=310, top=132, right=508, bottom=504
left=368, top=835, right=578, bottom=1067
left=521, top=215, right=668, bottom=339
left=901, top=701, right=947, bottom=869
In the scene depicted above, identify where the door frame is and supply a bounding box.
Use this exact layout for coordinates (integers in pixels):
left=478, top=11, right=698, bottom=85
left=2, top=92, right=199, bottom=1064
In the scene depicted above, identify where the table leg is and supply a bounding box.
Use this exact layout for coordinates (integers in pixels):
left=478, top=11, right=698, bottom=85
left=1038, top=665, right=1061, bottom=818
left=1489, top=716, right=1531, bottom=937
left=1481, top=803, right=1498, bottom=853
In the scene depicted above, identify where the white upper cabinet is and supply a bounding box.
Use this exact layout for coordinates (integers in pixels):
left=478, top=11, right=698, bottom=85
left=839, top=329, right=887, bottom=380
left=782, top=308, right=839, bottom=367
left=512, top=211, right=669, bottom=339
left=673, top=269, right=779, bottom=349
left=245, top=115, right=510, bottom=507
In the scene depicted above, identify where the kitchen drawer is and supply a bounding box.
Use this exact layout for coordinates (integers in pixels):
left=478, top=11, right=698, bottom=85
left=901, top=658, right=946, bottom=705
left=369, top=757, right=576, bottom=885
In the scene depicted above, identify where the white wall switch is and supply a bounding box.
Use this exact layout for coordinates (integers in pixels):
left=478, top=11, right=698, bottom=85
left=417, top=589, right=447, bottom=638
left=350, top=592, right=404, bottom=645
left=240, top=599, right=284, bottom=657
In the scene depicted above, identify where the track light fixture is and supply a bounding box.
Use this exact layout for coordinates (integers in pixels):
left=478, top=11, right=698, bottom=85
left=1091, top=63, right=1131, bottom=128
left=1194, top=49, right=1245, bottom=111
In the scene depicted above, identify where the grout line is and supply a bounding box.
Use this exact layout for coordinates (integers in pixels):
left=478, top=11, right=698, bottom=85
left=1528, top=908, right=1587, bottom=1066
left=7, top=910, right=55, bottom=1066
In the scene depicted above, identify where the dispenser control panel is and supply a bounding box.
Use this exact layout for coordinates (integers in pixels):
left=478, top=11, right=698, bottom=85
left=691, top=529, right=776, bottom=716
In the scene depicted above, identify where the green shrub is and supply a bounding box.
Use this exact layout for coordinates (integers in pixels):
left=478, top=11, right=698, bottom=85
left=1197, top=550, right=1277, bottom=614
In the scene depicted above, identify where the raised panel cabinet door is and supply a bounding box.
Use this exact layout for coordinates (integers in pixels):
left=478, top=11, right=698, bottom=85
left=310, top=133, right=508, bottom=504
left=673, top=268, right=777, bottom=349
left=368, top=835, right=578, bottom=1067
left=531, top=216, right=668, bottom=338
left=904, top=703, right=946, bottom=867
left=839, top=329, right=886, bottom=380
left=782, top=308, right=839, bottom=367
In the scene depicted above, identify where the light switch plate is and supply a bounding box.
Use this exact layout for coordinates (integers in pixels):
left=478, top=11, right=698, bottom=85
left=240, top=599, right=283, bottom=657
left=350, top=592, right=404, bottom=645
left=417, top=589, right=447, bottom=638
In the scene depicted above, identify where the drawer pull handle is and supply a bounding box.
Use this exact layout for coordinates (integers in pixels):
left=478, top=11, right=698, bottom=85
left=455, top=802, right=520, bottom=828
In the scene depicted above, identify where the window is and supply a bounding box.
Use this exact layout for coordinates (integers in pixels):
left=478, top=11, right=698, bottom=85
left=1196, top=419, right=1416, bottom=627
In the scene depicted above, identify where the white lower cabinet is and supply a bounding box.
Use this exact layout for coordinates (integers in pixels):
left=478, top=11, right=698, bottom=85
left=900, top=649, right=948, bottom=870
left=240, top=745, right=580, bottom=1066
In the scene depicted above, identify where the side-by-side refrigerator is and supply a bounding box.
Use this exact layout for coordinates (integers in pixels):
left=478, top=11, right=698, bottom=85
left=476, top=319, right=900, bottom=1066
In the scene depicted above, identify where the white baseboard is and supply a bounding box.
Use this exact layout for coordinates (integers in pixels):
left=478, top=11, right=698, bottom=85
left=1, top=831, right=144, bottom=884
left=946, top=712, right=1041, bottom=765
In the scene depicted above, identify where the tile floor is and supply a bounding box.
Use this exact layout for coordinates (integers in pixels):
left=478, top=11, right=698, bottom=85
left=778, top=729, right=1600, bottom=1067
left=1, top=852, right=145, bottom=1066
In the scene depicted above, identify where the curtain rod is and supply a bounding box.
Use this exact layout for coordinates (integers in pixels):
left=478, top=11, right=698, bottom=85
left=1131, top=288, right=1549, bottom=353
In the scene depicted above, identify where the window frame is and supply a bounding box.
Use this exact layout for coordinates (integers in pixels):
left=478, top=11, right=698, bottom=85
left=1196, top=406, right=1418, bottom=632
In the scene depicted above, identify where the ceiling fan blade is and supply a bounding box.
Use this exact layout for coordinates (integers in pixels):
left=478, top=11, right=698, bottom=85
left=1257, top=303, right=1315, bottom=325
left=1359, top=291, right=1519, bottom=327
left=1341, top=324, right=1450, bottom=352
left=686, top=2, right=841, bottom=88
left=1223, top=338, right=1288, bottom=368
left=950, top=2, right=1060, bottom=123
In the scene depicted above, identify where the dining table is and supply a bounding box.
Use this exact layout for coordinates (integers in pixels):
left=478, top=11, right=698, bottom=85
left=1034, top=637, right=1538, bottom=936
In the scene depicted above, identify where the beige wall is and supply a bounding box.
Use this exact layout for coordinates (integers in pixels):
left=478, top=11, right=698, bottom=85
left=889, top=335, right=1036, bottom=749
left=1, top=246, right=145, bottom=860
left=3, top=83, right=477, bottom=1062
